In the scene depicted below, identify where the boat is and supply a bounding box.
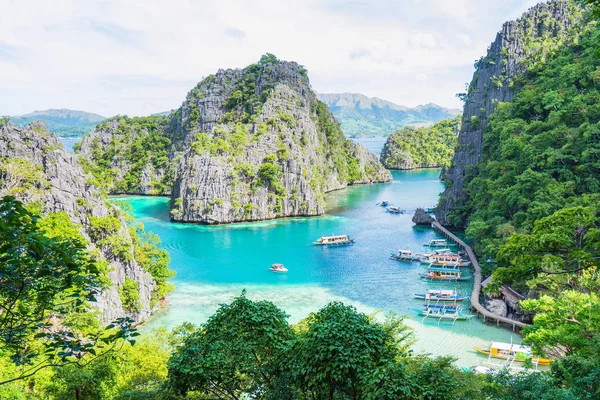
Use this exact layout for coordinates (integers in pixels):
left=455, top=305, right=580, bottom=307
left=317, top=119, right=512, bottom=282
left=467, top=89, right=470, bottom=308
left=413, top=289, right=469, bottom=302
left=269, top=263, right=288, bottom=273
left=421, top=252, right=469, bottom=266
left=387, top=207, right=405, bottom=214
left=413, top=303, right=473, bottom=323
left=313, top=234, right=355, bottom=246
left=423, top=239, right=450, bottom=247
left=419, top=265, right=471, bottom=281
left=474, top=340, right=554, bottom=367
left=390, top=249, right=421, bottom=262
left=377, top=201, right=390, bottom=207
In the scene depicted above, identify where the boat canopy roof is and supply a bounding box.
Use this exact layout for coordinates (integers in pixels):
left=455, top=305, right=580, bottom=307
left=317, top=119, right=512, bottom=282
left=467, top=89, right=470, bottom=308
left=428, top=289, right=457, bottom=296
left=272, top=264, right=284, bottom=267
left=434, top=248, right=453, bottom=254
left=398, top=249, right=412, bottom=254
left=491, top=341, right=532, bottom=353
left=321, top=235, right=348, bottom=240
left=431, top=239, right=447, bottom=243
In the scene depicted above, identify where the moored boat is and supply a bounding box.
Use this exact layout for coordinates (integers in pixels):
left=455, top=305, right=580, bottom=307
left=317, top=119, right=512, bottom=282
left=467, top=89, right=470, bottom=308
left=313, top=234, right=355, bottom=246
left=387, top=207, right=405, bottom=214
left=269, top=263, right=288, bottom=273
left=377, top=201, right=390, bottom=207
left=413, top=289, right=469, bottom=302
left=420, top=252, right=471, bottom=267
left=423, top=239, right=450, bottom=247
left=419, top=265, right=471, bottom=281
left=413, top=303, right=473, bottom=322
left=390, top=249, right=421, bottom=262
left=474, top=341, right=553, bottom=366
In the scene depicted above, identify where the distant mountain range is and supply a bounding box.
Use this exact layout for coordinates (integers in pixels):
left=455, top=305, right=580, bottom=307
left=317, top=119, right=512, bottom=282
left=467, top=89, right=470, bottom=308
left=317, top=93, right=461, bottom=137
left=9, top=109, right=106, bottom=137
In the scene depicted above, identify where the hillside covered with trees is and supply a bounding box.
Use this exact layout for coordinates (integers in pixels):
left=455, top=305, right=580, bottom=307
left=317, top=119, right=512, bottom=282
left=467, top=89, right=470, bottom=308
left=379, top=115, right=461, bottom=169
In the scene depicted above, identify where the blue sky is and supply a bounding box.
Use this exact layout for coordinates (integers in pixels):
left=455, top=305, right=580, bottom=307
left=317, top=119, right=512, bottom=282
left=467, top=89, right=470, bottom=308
left=0, top=0, right=541, bottom=117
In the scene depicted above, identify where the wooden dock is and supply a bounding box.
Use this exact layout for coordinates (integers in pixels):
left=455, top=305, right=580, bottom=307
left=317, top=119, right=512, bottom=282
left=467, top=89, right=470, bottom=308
left=431, top=221, right=527, bottom=331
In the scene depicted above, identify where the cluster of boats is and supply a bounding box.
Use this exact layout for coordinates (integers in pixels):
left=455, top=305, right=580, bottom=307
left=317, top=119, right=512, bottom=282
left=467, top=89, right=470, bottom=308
left=391, top=241, right=472, bottom=282
left=376, top=200, right=405, bottom=214
left=390, top=239, right=475, bottom=324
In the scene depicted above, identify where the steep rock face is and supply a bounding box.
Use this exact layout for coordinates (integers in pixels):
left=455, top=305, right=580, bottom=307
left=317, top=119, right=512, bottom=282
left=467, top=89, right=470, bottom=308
left=0, top=122, right=158, bottom=324
left=78, top=116, right=173, bottom=195
left=80, top=57, right=391, bottom=224
left=436, top=0, right=583, bottom=226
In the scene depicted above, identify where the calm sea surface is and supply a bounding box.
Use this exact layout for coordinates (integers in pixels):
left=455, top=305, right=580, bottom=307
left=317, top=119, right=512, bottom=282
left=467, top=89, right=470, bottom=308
left=118, top=169, right=520, bottom=367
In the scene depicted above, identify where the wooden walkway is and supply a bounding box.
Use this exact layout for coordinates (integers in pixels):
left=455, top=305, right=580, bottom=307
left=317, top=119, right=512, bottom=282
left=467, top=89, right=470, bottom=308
left=431, top=221, right=527, bottom=331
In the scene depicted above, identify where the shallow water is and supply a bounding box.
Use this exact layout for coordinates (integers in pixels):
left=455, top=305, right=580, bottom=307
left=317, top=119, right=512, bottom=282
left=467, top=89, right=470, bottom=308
left=121, top=169, right=521, bottom=367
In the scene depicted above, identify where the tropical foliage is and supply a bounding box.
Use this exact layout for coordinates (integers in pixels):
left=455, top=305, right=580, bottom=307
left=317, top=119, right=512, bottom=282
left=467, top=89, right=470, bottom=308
left=380, top=115, right=461, bottom=169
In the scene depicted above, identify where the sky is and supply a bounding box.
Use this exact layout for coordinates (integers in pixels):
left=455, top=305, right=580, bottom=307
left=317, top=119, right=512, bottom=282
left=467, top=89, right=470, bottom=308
left=1, top=0, right=543, bottom=117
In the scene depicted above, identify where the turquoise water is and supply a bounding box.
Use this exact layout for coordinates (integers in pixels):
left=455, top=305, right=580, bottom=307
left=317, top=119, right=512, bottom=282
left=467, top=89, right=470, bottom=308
left=122, top=169, right=520, bottom=367
left=59, top=137, right=79, bottom=152
left=351, top=136, right=387, bottom=156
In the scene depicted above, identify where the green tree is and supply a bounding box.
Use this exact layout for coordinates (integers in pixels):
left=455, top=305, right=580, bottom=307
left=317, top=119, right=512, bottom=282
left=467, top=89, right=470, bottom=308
left=167, top=292, right=293, bottom=398
left=290, top=302, right=397, bottom=400
left=0, top=196, right=137, bottom=386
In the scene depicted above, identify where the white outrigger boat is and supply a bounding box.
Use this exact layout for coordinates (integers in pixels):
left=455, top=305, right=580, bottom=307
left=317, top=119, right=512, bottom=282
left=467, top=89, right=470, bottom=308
left=390, top=249, right=422, bottom=262
left=269, top=263, right=288, bottom=273
left=413, top=289, right=469, bottom=302
left=474, top=340, right=553, bottom=370
left=413, top=303, right=473, bottom=324
left=313, top=234, right=354, bottom=246
left=423, top=239, right=452, bottom=247
left=419, top=265, right=471, bottom=281
left=420, top=252, right=471, bottom=267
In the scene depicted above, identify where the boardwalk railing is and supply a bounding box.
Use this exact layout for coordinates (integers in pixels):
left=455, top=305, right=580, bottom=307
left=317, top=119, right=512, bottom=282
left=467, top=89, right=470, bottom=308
left=431, top=221, right=527, bottom=331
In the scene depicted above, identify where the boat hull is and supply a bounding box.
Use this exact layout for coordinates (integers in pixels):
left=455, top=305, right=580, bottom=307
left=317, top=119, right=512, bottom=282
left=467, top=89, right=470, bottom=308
left=413, top=294, right=468, bottom=302
left=313, top=240, right=355, bottom=246
left=419, top=274, right=471, bottom=281
left=473, top=346, right=554, bottom=366
left=413, top=308, right=472, bottom=321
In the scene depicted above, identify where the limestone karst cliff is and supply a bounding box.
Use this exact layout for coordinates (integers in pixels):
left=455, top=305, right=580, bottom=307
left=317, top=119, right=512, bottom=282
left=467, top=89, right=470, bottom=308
left=0, top=121, right=171, bottom=324
left=436, top=0, right=584, bottom=226
left=79, top=55, right=392, bottom=224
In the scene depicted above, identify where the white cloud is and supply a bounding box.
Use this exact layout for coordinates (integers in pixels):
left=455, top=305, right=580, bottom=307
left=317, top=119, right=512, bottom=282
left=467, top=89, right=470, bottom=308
left=0, top=0, right=546, bottom=116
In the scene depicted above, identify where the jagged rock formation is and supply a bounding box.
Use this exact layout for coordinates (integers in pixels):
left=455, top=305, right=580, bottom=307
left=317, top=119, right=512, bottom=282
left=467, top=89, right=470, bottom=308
left=0, top=122, right=159, bottom=324
left=436, top=0, right=584, bottom=226
left=380, top=115, right=461, bottom=170
left=79, top=56, right=391, bottom=224
left=412, top=208, right=435, bottom=226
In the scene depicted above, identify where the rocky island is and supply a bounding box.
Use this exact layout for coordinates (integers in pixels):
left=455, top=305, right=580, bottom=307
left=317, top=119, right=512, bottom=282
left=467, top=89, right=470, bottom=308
left=0, top=121, right=173, bottom=324
left=379, top=115, right=461, bottom=170
left=79, top=55, right=391, bottom=224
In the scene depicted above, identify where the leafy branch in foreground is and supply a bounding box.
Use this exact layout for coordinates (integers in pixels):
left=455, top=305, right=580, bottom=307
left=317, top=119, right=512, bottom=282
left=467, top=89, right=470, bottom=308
left=0, top=196, right=139, bottom=385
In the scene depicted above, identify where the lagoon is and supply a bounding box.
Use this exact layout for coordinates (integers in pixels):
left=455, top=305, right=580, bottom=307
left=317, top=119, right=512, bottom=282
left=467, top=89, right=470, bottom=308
left=121, top=169, right=520, bottom=367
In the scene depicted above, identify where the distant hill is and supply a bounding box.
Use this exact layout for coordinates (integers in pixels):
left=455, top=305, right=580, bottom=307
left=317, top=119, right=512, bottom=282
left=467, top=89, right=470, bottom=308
left=10, top=109, right=106, bottom=137
left=318, top=93, right=460, bottom=137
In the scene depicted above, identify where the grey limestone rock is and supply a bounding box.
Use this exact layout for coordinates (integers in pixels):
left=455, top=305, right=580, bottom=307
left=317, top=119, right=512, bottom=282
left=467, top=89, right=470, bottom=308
left=0, top=122, right=158, bottom=324
left=412, top=208, right=434, bottom=226
left=80, top=58, right=392, bottom=225
left=485, top=299, right=508, bottom=318
left=436, top=0, right=583, bottom=226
